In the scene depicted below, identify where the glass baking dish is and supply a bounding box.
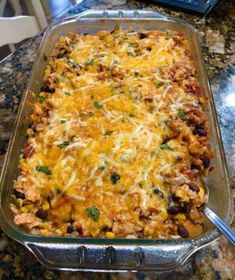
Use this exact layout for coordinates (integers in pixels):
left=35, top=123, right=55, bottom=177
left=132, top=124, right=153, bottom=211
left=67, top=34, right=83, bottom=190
left=0, top=10, right=233, bottom=272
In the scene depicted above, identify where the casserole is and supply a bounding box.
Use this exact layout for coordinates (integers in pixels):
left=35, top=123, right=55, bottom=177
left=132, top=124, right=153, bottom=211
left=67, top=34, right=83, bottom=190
left=0, top=10, right=233, bottom=271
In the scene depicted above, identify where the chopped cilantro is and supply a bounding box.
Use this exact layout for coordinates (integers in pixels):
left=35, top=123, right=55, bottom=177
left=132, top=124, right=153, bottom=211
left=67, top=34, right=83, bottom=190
left=39, top=96, right=46, bottom=103
left=160, top=143, right=174, bottom=151
left=86, top=206, right=100, bottom=222
left=127, top=51, right=136, bottom=57
left=100, top=162, right=107, bottom=170
left=110, top=172, right=121, bottom=184
left=68, top=59, right=74, bottom=65
left=177, top=109, right=185, bottom=118
left=64, top=91, right=71, bottom=96
left=57, top=141, right=69, bottom=149
left=85, top=59, right=94, bottom=66
left=60, top=119, right=66, bottom=124
left=35, top=165, right=52, bottom=175
left=88, top=112, right=95, bottom=117
left=56, top=76, right=64, bottom=83
left=155, top=81, right=164, bottom=88
left=120, top=156, right=129, bottom=163
left=104, top=130, right=113, bottom=136
left=166, top=31, right=170, bottom=40
left=94, top=101, right=103, bottom=109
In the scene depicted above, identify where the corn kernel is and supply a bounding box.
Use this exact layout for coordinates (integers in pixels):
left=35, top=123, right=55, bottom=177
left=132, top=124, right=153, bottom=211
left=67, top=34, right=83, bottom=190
left=42, top=201, right=50, bottom=211
left=106, top=232, right=115, bottom=239
left=198, top=187, right=205, bottom=199
left=175, top=214, right=186, bottom=221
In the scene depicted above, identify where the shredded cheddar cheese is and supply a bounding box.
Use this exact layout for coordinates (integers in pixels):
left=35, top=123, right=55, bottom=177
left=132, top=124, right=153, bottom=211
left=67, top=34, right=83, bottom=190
left=12, top=29, right=212, bottom=239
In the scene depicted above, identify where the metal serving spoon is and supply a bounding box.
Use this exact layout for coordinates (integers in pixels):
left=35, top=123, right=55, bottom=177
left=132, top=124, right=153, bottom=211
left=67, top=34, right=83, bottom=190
left=203, top=184, right=235, bottom=246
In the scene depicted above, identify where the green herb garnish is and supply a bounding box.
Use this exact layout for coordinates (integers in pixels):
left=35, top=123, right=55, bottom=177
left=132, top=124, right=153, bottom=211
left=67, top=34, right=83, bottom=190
left=86, top=206, right=100, bottom=222
left=94, top=101, right=103, bottom=109
left=160, top=143, right=174, bottom=151
left=57, top=141, right=69, bottom=149
left=35, top=165, right=52, bottom=175
left=39, top=96, right=46, bottom=103
left=155, top=81, right=164, bottom=88
left=88, top=112, right=95, bottom=117
left=100, top=162, right=107, bottom=170
left=64, top=91, right=71, bottom=96
left=104, top=130, right=113, bottom=136
left=86, top=59, right=94, bottom=66
left=127, top=51, right=136, bottom=57
left=60, top=119, right=66, bottom=124
left=68, top=59, right=75, bottom=65
left=56, top=76, right=64, bottom=83
left=110, top=172, right=121, bottom=184
left=177, top=109, right=185, bottom=118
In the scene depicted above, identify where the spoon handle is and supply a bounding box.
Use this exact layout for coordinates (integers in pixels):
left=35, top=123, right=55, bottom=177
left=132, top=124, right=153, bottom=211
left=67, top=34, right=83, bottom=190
left=204, top=207, right=235, bottom=246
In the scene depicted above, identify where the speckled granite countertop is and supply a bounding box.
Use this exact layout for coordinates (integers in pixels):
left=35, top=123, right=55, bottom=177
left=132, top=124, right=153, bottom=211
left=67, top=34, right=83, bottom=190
left=0, top=0, right=234, bottom=279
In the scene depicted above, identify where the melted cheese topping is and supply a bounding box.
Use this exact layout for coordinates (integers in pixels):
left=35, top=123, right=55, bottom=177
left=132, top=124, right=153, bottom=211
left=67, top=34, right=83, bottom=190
left=12, top=29, right=212, bottom=239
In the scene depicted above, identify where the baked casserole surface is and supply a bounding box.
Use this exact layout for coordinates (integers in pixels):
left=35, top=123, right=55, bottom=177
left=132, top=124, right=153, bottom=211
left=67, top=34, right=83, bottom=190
left=11, top=29, right=213, bottom=239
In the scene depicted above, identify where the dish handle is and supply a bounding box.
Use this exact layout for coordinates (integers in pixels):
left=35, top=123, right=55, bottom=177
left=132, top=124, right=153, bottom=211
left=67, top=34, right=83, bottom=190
left=25, top=241, right=198, bottom=271
left=60, top=9, right=170, bottom=22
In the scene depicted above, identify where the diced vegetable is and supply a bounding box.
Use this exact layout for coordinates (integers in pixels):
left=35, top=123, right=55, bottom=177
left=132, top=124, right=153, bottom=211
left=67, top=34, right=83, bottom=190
left=64, top=91, right=71, bottom=96
left=35, top=165, right=52, bottom=175
left=86, top=206, right=100, bottom=222
left=177, top=109, right=185, bottom=118
left=160, top=143, right=174, bottom=151
left=57, top=141, right=70, bottom=149
left=155, top=81, right=164, bottom=88
left=94, top=101, right=103, bottom=109
left=39, top=96, right=46, bottom=103
left=104, top=130, right=113, bottom=136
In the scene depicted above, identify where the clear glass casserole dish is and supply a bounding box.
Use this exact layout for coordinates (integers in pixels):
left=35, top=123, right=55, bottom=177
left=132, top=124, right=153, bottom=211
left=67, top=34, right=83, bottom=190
left=0, top=10, right=233, bottom=271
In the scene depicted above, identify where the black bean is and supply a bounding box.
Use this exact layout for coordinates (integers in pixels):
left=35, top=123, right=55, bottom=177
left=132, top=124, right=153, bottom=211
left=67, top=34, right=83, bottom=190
left=195, top=123, right=203, bottom=129
left=172, top=195, right=180, bottom=202
left=56, top=53, right=64, bottom=58
left=193, top=123, right=206, bottom=136
left=168, top=206, right=180, bottom=215
left=201, top=157, right=210, bottom=168
left=146, top=47, right=152, bottom=51
left=67, top=225, right=75, bottom=233
left=36, top=209, right=48, bottom=220
left=66, top=218, right=74, bottom=224
left=139, top=33, right=148, bottom=39
left=162, top=138, right=169, bottom=145
left=180, top=203, right=191, bottom=214
left=177, top=225, right=189, bottom=238
left=40, top=86, right=55, bottom=93
left=191, top=163, right=199, bottom=170
left=167, top=195, right=173, bottom=204
left=194, top=127, right=206, bottom=136
left=153, top=188, right=164, bottom=198
left=13, top=189, right=25, bottom=199
left=110, top=172, right=121, bottom=184
left=188, top=182, right=200, bottom=192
